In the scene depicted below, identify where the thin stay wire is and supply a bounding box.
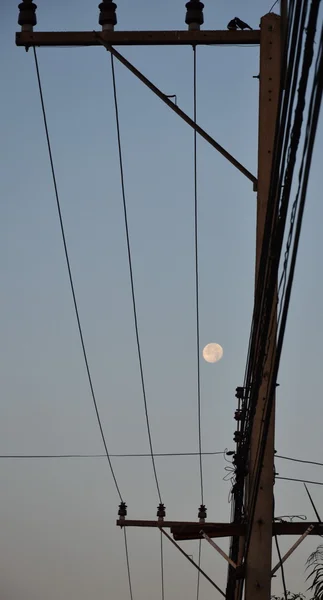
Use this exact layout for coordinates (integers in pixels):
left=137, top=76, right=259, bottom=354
left=32, top=47, right=122, bottom=502
left=193, top=45, right=203, bottom=600
left=274, top=533, right=288, bottom=600
left=110, top=53, right=162, bottom=504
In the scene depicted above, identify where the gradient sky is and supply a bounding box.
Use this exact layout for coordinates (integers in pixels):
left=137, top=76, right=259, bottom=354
left=1, top=1, right=323, bottom=598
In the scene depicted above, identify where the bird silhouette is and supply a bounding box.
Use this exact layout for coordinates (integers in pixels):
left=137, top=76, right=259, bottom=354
left=227, top=18, right=238, bottom=30
left=235, top=17, right=253, bottom=30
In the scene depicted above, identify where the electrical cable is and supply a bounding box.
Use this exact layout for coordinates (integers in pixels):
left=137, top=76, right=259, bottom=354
left=276, top=455, right=323, bottom=468
left=225, top=4, right=300, bottom=590
left=110, top=51, right=166, bottom=600
left=277, top=477, right=323, bottom=486
left=32, top=47, right=123, bottom=502
left=258, top=12, right=323, bottom=509
left=243, top=0, right=309, bottom=517
left=33, top=47, right=136, bottom=600
left=0, top=451, right=223, bottom=459
left=0, top=451, right=322, bottom=465
left=245, top=0, right=308, bottom=519
left=193, top=44, right=204, bottom=600
left=110, top=53, right=162, bottom=505
left=193, top=45, right=204, bottom=507
left=242, top=0, right=301, bottom=412
left=124, top=529, right=134, bottom=600
left=229, top=5, right=322, bottom=596
left=242, top=0, right=304, bottom=442
left=243, top=1, right=323, bottom=572
left=276, top=0, right=312, bottom=326
left=269, top=0, right=279, bottom=11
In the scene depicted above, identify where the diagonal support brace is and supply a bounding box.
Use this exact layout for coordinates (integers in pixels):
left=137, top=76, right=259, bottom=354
left=201, top=530, right=237, bottom=568
left=98, top=37, right=258, bottom=188
left=160, top=528, right=226, bottom=597
left=271, top=524, right=315, bottom=575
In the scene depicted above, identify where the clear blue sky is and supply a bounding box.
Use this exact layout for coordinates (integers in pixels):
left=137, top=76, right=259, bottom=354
left=1, top=1, right=323, bottom=598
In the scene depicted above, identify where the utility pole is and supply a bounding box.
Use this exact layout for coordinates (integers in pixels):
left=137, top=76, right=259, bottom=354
left=16, top=2, right=317, bottom=599
left=244, top=12, right=281, bottom=600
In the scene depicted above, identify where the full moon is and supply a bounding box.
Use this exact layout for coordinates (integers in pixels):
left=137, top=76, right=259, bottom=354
left=202, top=343, right=223, bottom=363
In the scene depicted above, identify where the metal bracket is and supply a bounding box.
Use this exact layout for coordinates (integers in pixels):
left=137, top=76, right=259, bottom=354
left=271, top=524, right=315, bottom=575
left=201, top=531, right=237, bottom=568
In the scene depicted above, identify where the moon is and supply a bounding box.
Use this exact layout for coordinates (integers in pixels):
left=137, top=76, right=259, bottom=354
left=202, top=343, right=223, bottom=363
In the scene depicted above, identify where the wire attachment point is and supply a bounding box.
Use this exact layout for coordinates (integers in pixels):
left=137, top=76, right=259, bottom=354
left=157, top=503, right=166, bottom=522
left=198, top=504, right=207, bottom=523
left=118, top=501, right=127, bottom=521
left=99, top=0, right=117, bottom=31
left=18, top=0, right=37, bottom=32
left=185, top=0, right=204, bottom=31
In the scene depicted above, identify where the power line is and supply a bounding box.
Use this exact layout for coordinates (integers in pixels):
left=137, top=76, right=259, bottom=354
left=0, top=451, right=225, bottom=459
left=242, top=0, right=323, bottom=572
left=238, top=1, right=323, bottom=580
left=110, top=51, right=165, bottom=600
left=270, top=21, right=323, bottom=499
left=193, top=45, right=204, bottom=507
left=243, top=0, right=308, bottom=516
left=277, top=477, right=323, bottom=486
left=110, top=53, right=162, bottom=505
left=1, top=451, right=322, bottom=465
left=258, top=0, right=322, bottom=493
left=193, top=46, right=204, bottom=600
left=269, top=0, right=279, bottom=11
left=123, top=529, right=134, bottom=600
left=276, top=455, right=323, bottom=468
left=229, top=4, right=301, bottom=557
left=241, top=0, right=305, bottom=489
left=32, top=47, right=122, bottom=502
left=33, top=46, right=134, bottom=599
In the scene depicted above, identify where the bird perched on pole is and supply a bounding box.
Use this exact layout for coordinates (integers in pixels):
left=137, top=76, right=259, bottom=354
left=234, top=17, right=253, bottom=30
left=227, top=18, right=238, bottom=30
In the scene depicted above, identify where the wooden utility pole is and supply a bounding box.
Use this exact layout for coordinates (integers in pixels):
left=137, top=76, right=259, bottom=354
left=245, top=13, right=281, bottom=600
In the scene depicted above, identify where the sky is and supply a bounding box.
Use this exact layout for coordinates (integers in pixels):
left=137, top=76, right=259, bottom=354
left=1, top=0, right=323, bottom=598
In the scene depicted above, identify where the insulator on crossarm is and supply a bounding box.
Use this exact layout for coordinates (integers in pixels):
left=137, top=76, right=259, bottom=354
left=18, top=0, right=37, bottom=32
left=235, top=386, right=244, bottom=400
left=99, top=0, right=117, bottom=31
left=185, top=0, right=204, bottom=31
left=157, top=503, right=166, bottom=521
left=233, top=431, right=243, bottom=444
left=234, top=409, right=243, bottom=421
left=118, top=501, right=127, bottom=521
left=198, top=504, right=207, bottom=523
